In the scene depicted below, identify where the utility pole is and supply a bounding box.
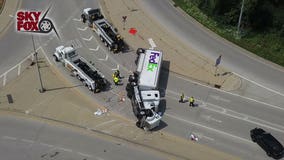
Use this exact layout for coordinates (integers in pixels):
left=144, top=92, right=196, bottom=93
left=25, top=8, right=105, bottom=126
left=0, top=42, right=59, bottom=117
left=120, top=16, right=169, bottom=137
left=237, top=0, right=245, bottom=38
left=32, top=35, right=45, bottom=93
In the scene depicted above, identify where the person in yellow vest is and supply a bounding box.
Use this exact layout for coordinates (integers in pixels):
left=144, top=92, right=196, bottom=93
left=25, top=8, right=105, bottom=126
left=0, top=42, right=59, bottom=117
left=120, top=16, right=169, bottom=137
left=179, top=93, right=185, bottom=103
left=113, top=76, right=119, bottom=85
left=189, top=96, right=195, bottom=107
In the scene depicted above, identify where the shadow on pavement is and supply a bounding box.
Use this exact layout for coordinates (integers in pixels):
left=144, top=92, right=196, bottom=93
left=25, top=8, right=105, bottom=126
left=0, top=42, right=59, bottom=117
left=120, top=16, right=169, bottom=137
left=45, top=84, right=84, bottom=92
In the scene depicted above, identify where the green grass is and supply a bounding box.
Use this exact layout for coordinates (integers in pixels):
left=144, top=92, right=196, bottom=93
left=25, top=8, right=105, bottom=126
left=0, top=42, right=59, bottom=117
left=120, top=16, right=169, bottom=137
left=173, top=0, right=284, bottom=66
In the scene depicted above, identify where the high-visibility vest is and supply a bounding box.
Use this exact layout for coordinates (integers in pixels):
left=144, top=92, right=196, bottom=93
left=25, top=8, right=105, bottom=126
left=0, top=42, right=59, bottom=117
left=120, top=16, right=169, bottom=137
left=189, top=97, right=194, bottom=103
left=114, top=77, right=119, bottom=83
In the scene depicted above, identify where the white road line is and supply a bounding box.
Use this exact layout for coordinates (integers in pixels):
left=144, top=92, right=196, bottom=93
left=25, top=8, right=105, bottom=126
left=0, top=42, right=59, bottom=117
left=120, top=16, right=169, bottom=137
left=77, top=152, right=92, bottom=158
left=99, top=54, right=108, bottom=61
left=165, top=113, right=253, bottom=144
left=2, top=136, right=17, bottom=140
left=57, top=147, right=72, bottom=152
left=82, top=36, right=93, bottom=41
left=94, top=120, right=116, bottom=128
left=9, top=14, right=14, bottom=18
left=77, top=26, right=88, bottom=31
left=209, top=95, right=230, bottom=103
left=40, top=47, right=52, bottom=65
left=111, top=65, right=119, bottom=71
left=148, top=38, right=157, bottom=49
left=89, top=46, right=100, bottom=51
left=203, top=102, right=284, bottom=133
left=232, top=72, right=284, bottom=97
left=21, top=139, right=34, bottom=143
left=73, top=18, right=81, bottom=22
left=166, top=90, right=284, bottom=133
left=40, top=143, right=54, bottom=148
left=175, top=75, right=284, bottom=111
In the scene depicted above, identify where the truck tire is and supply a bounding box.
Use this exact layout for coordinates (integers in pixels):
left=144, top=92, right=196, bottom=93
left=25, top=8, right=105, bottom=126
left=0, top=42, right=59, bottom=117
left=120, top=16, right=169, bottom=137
left=53, top=55, right=59, bottom=62
left=104, top=41, right=108, bottom=47
left=88, top=85, right=92, bottom=91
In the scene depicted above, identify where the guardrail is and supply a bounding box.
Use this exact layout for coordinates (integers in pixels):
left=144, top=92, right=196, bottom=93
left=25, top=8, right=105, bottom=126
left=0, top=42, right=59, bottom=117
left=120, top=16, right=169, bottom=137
left=0, top=53, right=35, bottom=88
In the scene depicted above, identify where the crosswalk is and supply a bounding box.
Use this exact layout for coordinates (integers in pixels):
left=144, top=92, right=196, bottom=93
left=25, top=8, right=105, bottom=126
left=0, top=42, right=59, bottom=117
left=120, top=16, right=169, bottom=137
left=65, top=39, right=82, bottom=49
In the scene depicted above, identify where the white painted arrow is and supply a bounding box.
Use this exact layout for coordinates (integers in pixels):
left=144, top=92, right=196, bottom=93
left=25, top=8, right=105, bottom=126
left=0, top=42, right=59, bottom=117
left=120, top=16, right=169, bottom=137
left=99, top=54, right=108, bottom=61
left=73, top=18, right=81, bottom=22
left=89, top=46, right=100, bottom=51
left=82, top=36, right=93, bottom=41
left=77, top=26, right=88, bottom=31
left=111, top=65, right=119, bottom=71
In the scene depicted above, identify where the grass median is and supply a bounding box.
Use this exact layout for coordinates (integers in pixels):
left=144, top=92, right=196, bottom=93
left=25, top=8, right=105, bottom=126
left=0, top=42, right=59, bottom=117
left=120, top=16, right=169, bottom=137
left=173, top=0, right=284, bottom=67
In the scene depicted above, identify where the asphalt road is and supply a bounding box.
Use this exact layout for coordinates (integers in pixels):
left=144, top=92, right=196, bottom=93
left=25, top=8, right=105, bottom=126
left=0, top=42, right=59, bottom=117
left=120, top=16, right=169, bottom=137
left=139, top=0, right=284, bottom=96
left=1, top=0, right=284, bottom=160
left=0, top=115, right=165, bottom=160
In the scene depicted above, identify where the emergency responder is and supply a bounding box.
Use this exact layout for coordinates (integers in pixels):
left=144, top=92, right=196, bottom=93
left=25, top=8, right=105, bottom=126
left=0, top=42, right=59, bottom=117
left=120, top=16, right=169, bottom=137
left=81, top=14, right=86, bottom=23
left=113, top=76, right=119, bottom=85
left=189, top=96, right=195, bottom=107
left=179, top=93, right=185, bottom=103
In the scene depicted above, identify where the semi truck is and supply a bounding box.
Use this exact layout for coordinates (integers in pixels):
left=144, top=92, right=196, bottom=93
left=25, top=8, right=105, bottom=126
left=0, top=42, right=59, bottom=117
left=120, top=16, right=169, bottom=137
left=126, top=48, right=163, bottom=130
left=53, top=45, right=107, bottom=93
left=81, top=8, right=125, bottom=53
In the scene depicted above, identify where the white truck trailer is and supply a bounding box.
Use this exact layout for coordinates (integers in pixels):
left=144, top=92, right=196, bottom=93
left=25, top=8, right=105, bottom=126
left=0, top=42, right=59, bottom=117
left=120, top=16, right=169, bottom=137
left=126, top=48, right=163, bottom=130
left=81, top=8, right=125, bottom=53
left=53, top=46, right=107, bottom=93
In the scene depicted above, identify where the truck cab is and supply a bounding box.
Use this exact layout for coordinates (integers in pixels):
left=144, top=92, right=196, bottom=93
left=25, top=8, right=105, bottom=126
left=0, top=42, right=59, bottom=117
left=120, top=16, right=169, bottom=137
left=53, top=46, right=79, bottom=63
left=81, top=8, right=104, bottom=25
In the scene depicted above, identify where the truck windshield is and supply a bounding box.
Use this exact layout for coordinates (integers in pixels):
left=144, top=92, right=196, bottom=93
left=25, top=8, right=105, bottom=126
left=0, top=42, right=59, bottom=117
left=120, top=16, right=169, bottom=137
left=68, top=51, right=77, bottom=58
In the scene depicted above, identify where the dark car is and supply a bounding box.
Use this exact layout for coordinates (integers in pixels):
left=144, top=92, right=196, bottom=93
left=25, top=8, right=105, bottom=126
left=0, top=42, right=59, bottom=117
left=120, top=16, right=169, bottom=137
left=251, top=128, right=284, bottom=159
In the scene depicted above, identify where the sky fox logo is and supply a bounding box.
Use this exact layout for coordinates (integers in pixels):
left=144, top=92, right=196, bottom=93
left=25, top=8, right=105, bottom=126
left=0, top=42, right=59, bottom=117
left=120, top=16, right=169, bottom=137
left=16, top=6, right=59, bottom=38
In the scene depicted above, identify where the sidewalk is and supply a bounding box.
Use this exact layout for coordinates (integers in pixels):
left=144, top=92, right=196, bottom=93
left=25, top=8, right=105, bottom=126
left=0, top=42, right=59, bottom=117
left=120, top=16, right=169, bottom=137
left=0, top=49, right=240, bottom=160
left=0, top=0, right=20, bottom=37
left=99, top=0, right=241, bottom=91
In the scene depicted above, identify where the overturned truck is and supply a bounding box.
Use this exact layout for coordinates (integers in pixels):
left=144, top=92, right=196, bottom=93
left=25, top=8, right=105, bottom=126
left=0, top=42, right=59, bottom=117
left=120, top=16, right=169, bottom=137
left=126, top=48, right=163, bottom=131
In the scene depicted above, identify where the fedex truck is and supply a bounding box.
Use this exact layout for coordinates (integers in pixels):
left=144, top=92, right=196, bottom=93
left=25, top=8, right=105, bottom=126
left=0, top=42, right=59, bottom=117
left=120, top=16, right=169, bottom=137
left=126, top=48, right=163, bottom=130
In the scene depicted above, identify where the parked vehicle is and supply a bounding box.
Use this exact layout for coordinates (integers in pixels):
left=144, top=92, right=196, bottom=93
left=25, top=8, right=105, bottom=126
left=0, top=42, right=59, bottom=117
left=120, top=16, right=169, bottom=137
left=81, top=8, right=125, bottom=53
left=251, top=128, right=284, bottom=159
left=53, top=45, right=107, bottom=93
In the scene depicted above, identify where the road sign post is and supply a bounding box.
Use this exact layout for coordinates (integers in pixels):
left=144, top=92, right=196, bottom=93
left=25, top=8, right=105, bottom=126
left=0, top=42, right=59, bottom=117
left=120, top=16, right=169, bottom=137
left=214, top=55, right=222, bottom=76
left=122, top=16, right=127, bottom=30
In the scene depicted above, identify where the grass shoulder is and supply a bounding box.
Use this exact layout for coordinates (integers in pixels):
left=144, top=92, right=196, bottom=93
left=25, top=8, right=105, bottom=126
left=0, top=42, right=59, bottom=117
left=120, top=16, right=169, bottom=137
left=173, top=0, right=284, bottom=67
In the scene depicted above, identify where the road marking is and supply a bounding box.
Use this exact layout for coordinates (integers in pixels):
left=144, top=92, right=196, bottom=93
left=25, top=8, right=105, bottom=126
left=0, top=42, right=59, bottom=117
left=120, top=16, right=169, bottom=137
left=99, top=54, right=108, bottom=61
left=9, top=14, right=14, bottom=18
left=94, top=120, right=116, bottom=128
left=148, top=38, right=156, bottom=49
left=57, top=147, right=72, bottom=152
left=77, top=152, right=92, bottom=158
left=175, top=75, right=284, bottom=111
left=204, top=102, right=284, bottom=132
left=89, top=46, right=100, bottom=51
left=165, top=113, right=253, bottom=144
left=21, top=139, right=34, bottom=143
left=2, top=136, right=17, bottom=140
left=73, top=18, right=81, bottom=22
left=82, top=36, right=93, bottom=41
left=77, top=26, right=88, bottom=31
left=166, top=90, right=284, bottom=133
left=232, top=72, right=284, bottom=97
left=40, top=47, right=52, bottom=65
left=201, top=115, right=222, bottom=123
left=40, top=143, right=54, bottom=148
left=111, top=65, right=119, bottom=71
left=209, top=95, right=230, bottom=103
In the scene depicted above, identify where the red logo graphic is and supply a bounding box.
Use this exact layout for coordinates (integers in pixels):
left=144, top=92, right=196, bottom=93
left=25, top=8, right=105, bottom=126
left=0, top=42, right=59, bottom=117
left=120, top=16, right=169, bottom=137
left=17, top=11, right=41, bottom=31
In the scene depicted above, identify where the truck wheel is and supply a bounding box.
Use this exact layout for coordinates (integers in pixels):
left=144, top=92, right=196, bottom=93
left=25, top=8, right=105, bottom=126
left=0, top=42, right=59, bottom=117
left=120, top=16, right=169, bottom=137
left=53, top=55, right=59, bottom=62
left=108, top=46, right=112, bottom=51
left=104, top=41, right=108, bottom=47
left=88, top=85, right=92, bottom=91
left=76, top=75, right=81, bottom=81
